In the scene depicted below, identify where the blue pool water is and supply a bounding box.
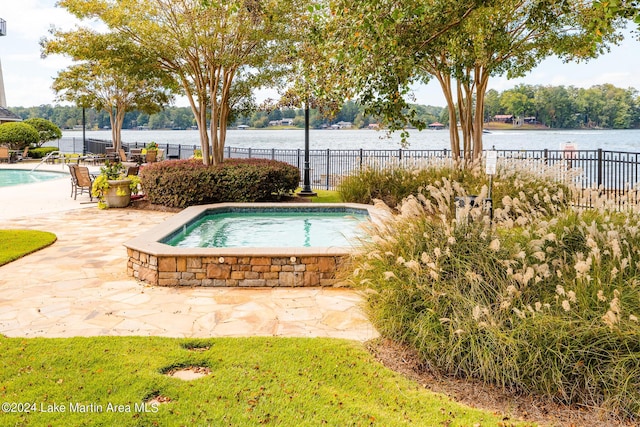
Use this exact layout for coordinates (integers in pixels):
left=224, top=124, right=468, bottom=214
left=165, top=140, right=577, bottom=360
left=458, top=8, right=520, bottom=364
left=0, top=170, right=66, bottom=187
left=163, top=208, right=369, bottom=248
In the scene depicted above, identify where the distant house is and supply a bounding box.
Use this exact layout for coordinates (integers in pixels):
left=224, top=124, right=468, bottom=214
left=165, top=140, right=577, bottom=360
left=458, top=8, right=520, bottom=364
left=268, top=119, right=295, bottom=127
left=493, top=114, right=513, bottom=123
left=331, top=121, right=353, bottom=129
left=0, top=106, right=21, bottom=124
left=523, top=116, right=538, bottom=124
left=368, top=123, right=380, bottom=130
left=428, top=122, right=444, bottom=130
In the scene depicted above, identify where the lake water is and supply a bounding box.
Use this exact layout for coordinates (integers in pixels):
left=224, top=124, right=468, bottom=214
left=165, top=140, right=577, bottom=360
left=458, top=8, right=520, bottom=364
left=60, top=128, right=640, bottom=153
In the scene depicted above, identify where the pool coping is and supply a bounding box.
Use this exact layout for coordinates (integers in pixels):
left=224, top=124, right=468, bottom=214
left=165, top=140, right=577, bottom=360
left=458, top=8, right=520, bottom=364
left=124, top=202, right=386, bottom=258
left=123, top=202, right=389, bottom=287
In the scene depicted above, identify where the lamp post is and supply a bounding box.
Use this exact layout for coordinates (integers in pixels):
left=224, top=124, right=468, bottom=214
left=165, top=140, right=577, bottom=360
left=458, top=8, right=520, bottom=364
left=298, top=101, right=317, bottom=197
left=82, top=107, right=86, bottom=155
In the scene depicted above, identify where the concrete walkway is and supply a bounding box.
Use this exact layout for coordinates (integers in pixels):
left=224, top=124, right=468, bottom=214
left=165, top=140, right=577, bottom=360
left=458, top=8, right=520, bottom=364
left=0, top=163, right=378, bottom=341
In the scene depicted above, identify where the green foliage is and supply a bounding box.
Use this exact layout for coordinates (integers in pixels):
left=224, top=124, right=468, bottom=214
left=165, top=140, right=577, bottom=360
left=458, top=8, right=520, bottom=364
left=338, top=160, right=572, bottom=218
left=0, top=230, right=57, bottom=266
left=0, top=122, right=40, bottom=150
left=140, top=159, right=300, bottom=208
left=29, top=147, right=59, bottom=159
left=23, top=118, right=62, bottom=147
left=347, top=168, right=640, bottom=420
left=91, top=162, right=141, bottom=209
left=0, top=336, right=513, bottom=426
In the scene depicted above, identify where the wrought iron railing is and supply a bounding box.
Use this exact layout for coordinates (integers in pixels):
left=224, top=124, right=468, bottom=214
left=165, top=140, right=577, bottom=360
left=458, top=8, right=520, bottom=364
left=56, top=137, right=640, bottom=209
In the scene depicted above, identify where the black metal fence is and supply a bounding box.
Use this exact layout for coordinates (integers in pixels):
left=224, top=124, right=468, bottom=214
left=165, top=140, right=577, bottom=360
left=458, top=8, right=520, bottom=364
left=58, top=137, right=640, bottom=208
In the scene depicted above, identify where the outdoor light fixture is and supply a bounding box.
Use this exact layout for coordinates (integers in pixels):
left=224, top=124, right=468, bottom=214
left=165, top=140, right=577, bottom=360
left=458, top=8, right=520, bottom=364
left=298, top=101, right=317, bottom=197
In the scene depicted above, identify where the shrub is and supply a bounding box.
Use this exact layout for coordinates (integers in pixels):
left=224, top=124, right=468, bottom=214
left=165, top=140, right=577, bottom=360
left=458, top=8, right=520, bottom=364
left=29, top=147, right=59, bottom=159
left=338, top=158, right=573, bottom=216
left=23, top=118, right=62, bottom=147
left=346, top=169, right=639, bottom=420
left=140, top=158, right=299, bottom=208
left=0, top=122, right=39, bottom=150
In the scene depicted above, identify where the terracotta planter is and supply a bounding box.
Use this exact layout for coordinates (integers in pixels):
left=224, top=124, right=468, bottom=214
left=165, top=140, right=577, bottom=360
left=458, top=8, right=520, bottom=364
left=104, top=179, right=132, bottom=208
left=145, top=150, right=157, bottom=163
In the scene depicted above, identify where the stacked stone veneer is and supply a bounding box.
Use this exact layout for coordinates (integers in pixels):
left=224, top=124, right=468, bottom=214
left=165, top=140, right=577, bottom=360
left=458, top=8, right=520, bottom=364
left=127, top=250, right=344, bottom=287
left=123, top=202, right=384, bottom=287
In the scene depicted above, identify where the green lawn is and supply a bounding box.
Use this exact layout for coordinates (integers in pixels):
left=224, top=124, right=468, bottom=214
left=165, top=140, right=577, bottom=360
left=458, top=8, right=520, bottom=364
left=0, top=336, right=528, bottom=426
left=296, top=189, right=343, bottom=203
left=0, top=230, right=57, bottom=266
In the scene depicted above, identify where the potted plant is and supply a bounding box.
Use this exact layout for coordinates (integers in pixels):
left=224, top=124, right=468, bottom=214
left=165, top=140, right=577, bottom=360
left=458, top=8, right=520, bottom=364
left=92, top=161, right=141, bottom=209
left=145, top=141, right=159, bottom=163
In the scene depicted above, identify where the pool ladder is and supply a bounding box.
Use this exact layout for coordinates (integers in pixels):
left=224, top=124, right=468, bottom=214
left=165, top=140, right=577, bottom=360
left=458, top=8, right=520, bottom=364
left=30, top=151, right=61, bottom=172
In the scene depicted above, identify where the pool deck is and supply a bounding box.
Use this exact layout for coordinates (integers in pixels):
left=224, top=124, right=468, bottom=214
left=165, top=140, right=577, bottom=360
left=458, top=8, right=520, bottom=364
left=0, top=162, right=378, bottom=341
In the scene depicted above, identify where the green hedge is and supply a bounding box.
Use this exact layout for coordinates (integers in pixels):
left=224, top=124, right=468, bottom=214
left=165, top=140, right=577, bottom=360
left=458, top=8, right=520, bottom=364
left=139, top=158, right=300, bottom=208
left=28, top=147, right=58, bottom=159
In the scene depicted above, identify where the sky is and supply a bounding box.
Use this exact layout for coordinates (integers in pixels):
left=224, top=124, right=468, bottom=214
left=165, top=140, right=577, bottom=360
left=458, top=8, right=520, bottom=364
left=1, top=0, right=640, bottom=109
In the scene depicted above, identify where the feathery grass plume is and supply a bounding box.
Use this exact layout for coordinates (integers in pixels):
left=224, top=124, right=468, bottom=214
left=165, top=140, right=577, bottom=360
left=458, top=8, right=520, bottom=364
left=343, top=173, right=640, bottom=419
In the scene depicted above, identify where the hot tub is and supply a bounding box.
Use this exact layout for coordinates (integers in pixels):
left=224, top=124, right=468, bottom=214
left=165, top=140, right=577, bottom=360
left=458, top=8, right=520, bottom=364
left=124, top=203, right=385, bottom=287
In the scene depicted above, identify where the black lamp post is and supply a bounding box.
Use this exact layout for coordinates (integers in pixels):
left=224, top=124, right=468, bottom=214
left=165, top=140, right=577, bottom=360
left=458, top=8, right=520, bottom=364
left=82, top=107, right=86, bottom=155
left=298, top=101, right=317, bottom=197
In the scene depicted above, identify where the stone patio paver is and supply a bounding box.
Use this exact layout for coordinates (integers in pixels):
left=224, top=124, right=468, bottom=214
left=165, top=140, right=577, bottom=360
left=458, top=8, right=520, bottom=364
left=0, top=164, right=378, bottom=341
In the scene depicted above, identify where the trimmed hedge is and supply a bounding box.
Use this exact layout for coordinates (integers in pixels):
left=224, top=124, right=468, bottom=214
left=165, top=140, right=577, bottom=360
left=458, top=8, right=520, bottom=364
left=29, top=147, right=59, bottom=159
left=139, top=158, right=300, bottom=208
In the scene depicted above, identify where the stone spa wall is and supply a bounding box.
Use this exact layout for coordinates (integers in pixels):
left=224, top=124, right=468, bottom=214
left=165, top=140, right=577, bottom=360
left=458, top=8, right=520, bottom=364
left=127, top=250, right=344, bottom=287
left=123, top=203, right=385, bottom=288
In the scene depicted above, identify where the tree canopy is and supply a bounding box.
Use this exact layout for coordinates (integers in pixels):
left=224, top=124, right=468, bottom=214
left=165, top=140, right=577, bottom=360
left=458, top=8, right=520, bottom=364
left=23, top=118, right=62, bottom=147
left=0, top=122, right=39, bottom=150
left=329, top=0, right=626, bottom=161
left=41, top=28, right=171, bottom=152
left=55, top=0, right=307, bottom=165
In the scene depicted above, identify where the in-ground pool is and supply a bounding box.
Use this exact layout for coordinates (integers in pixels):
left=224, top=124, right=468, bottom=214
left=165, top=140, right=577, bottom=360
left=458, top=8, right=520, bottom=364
left=124, top=203, right=386, bottom=287
left=0, top=169, right=66, bottom=187
left=162, top=208, right=369, bottom=248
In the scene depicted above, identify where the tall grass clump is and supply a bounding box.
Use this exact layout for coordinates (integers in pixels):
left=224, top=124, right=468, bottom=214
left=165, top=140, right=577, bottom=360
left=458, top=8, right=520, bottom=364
left=347, top=161, right=639, bottom=421
left=339, top=158, right=573, bottom=218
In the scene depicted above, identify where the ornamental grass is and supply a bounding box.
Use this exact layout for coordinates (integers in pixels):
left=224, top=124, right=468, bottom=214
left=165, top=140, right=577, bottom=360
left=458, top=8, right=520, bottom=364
left=344, top=160, right=640, bottom=420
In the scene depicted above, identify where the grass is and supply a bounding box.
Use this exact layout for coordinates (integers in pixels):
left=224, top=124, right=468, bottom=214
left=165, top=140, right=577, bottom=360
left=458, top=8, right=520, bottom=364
left=0, top=230, right=57, bottom=266
left=344, top=163, right=640, bottom=420
left=295, top=188, right=343, bottom=203
left=0, top=336, right=526, bottom=426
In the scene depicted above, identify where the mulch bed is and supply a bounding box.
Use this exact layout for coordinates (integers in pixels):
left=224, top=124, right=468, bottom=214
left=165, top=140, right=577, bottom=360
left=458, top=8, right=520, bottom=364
left=367, top=338, right=633, bottom=427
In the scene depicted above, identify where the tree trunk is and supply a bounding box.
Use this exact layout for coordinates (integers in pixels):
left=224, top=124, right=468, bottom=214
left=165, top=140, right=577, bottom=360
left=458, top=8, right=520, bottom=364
left=472, top=69, right=489, bottom=161
left=434, top=72, right=460, bottom=161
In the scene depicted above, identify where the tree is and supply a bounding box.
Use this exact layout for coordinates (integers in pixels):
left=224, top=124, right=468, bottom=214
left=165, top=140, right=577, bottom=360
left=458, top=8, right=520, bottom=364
left=331, top=0, right=624, bottom=161
left=57, top=0, right=306, bottom=165
left=42, top=29, right=171, bottom=152
left=0, top=122, right=39, bottom=150
left=23, top=118, right=62, bottom=148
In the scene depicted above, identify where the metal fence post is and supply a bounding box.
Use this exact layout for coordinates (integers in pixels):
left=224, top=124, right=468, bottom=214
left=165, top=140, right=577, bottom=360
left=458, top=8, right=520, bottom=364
left=326, top=149, right=330, bottom=190
left=597, top=148, right=603, bottom=188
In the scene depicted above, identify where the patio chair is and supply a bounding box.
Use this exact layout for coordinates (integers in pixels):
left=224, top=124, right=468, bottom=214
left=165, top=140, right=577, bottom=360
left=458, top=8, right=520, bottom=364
left=119, top=148, right=128, bottom=162
left=68, top=164, right=94, bottom=201
left=105, top=147, right=119, bottom=162
left=125, top=165, right=139, bottom=176
left=0, top=146, right=9, bottom=163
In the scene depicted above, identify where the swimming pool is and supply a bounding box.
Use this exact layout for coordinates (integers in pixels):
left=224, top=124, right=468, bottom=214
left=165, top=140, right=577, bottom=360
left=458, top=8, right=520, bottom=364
left=124, top=203, right=386, bottom=287
left=0, top=169, right=66, bottom=187
left=162, top=208, right=369, bottom=248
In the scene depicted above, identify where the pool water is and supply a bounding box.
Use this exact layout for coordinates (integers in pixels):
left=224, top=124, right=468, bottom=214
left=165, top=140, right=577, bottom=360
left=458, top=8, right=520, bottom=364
left=163, top=209, right=369, bottom=248
left=0, top=170, right=66, bottom=187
